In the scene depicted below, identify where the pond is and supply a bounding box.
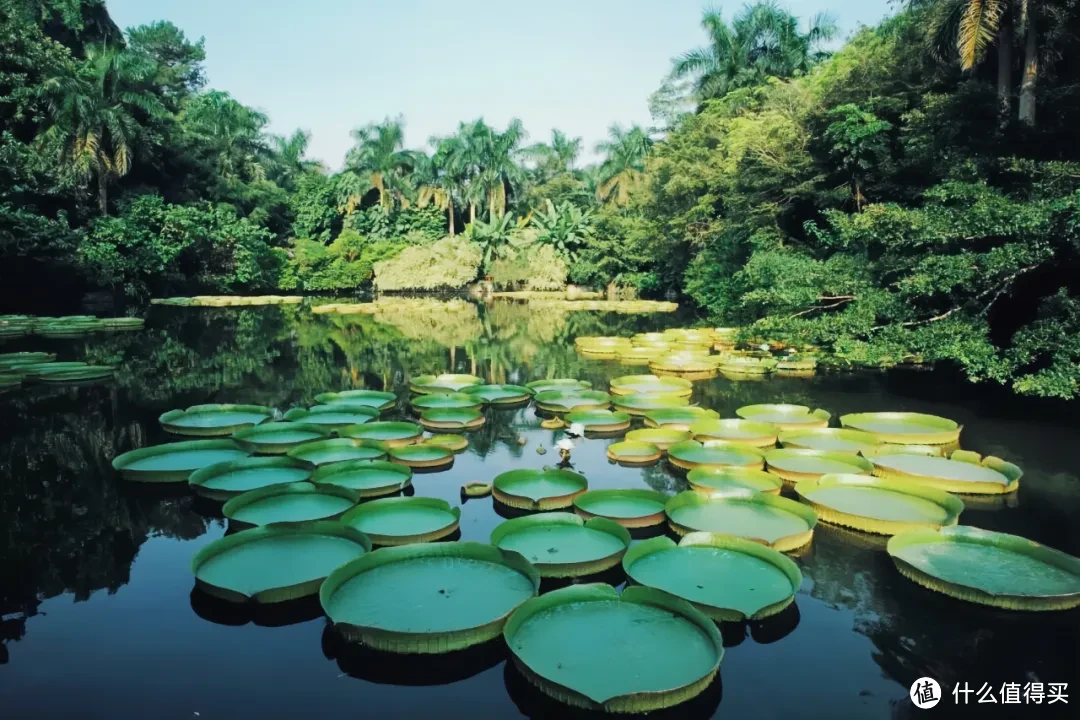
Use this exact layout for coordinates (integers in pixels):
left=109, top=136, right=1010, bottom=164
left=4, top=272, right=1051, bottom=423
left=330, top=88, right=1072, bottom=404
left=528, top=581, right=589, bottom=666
left=2, top=299, right=1078, bottom=718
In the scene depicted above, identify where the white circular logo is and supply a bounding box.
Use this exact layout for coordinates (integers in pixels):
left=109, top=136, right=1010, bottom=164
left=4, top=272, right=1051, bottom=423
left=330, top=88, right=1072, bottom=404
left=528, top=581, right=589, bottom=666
left=910, top=677, right=942, bottom=709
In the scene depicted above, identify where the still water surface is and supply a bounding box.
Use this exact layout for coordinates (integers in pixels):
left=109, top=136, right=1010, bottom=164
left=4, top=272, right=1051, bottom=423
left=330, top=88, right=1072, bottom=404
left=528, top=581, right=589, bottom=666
left=2, top=300, right=1078, bottom=718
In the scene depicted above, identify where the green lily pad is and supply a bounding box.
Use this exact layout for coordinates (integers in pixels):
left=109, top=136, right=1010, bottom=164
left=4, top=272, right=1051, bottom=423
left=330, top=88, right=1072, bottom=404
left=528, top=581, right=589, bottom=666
left=778, top=427, right=880, bottom=453
left=573, top=489, right=669, bottom=528
left=612, top=393, right=690, bottom=416
left=192, top=522, right=371, bottom=604
left=764, top=448, right=873, bottom=485
left=625, top=428, right=692, bottom=450
left=410, top=392, right=486, bottom=413
left=686, top=467, right=783, bottom=495
left=310, top=459, right=412, bottom=497
left=339, top=421, right=423, bottom=447
left=422, top=433, right=469, bottom=452
left=563, top=409, right=631, bottom=433
left=223, top=481, right=359, bottom=528
left=689, top=419, right=778, bottom=447
left=409, top=373, right=484, bottom=394
left=188, top=456, right=313, bottom=501
left=839, top=411, right=961, bottom=445
left=340, top=497, right=461, bottom=545
left=648, top=355, right=718, bottom=375
left=609, top=374, right=693, bottom=397
left=606, top=440, right=662, bottom=466
left=321, top=542, right=540, bottom=653
left=504, top=584, right=723, bottom=713
left=525, top=379, right=591, bottom=393
left=418, top=407, right=486, bottom=431
left=286, top=438, right=387, bottom=467
left=0, top=352, right=55, bottom=367
left=464, top=384, right=533, bottom=404
left=667, top=440, right=766, bottom=471
left=10, top=361, right=90, bottom=379
left=865, top=448, right=1020, bottom=494
left=642, top=407, right=720, bottom=431
left=795, top=473, right=964, bottom=535
left=113, top=439, right=251, bottom=482
left=493, top=468, right=588, bottom=511
left=491, top=513, right=631, bottom=578
left=34, top=366, right=115, bottom=383
left=160, top=404, right=274, bottom=437
left=313, top=390, right=397, bottom=411
left=623, top=533, right=801, bottom=621
left=665, top=490, right=817, bottom=552
left=534, top=389, right=612, bottom=414
left=736, top=404, right=831, bottom=429
left=283, top=404, right=379, bottom=429
left=388, top=444, right=455, bottom=469
left=232, top=422, right=333, bottom=455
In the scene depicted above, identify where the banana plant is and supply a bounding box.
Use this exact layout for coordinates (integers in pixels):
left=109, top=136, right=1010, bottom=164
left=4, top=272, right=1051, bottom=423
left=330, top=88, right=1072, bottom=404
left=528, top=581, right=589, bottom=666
left=532, top=199, right=594, bottom=261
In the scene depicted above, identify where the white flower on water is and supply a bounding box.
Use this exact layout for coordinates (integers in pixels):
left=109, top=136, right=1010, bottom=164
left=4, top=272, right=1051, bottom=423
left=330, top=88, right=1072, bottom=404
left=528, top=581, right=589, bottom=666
left=567, top=422, right=586, bottom=437
left=556, top=438, right=576, bottom=452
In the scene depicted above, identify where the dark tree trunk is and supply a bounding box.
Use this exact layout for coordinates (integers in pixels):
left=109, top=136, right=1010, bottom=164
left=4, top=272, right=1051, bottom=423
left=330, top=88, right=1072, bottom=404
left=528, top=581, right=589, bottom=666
left=98, top=174, right=108, bottom=216
left=1019, top=6, right=1038, bottom=126
left=996, top=22, right=1012, bottom=124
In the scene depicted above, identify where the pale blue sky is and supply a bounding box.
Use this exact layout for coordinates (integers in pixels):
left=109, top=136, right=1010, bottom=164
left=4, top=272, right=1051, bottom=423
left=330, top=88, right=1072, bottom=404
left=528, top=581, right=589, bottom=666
left=107, top=0, right=894, bottom=168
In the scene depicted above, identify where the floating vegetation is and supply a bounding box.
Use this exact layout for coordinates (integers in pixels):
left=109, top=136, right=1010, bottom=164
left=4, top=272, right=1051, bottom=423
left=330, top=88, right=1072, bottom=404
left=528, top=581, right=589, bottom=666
left=321, top=542, right=540, bottom=652
left=313, top=389, right=397, bottom=411
left=192, top=522, right=371, bottom=604
left=648, top=355, right=718, bottom=378
left=339, top=421, right=424, bottom=447
left=667, top=440, right=766, bottom=471
left=625, top=428, right=693, bottom=451
left=492, top=468, right=588, bottom=511
left=865, top=448, right=1021, bottom=495
left=311, top=459, right=412, bottom=498
left=463, top=384, right=533, bottom=404
left=503, top=584, right=722, bottom=713
left=535, top=299, right=677, bottom=313
left=533, top=389, right=612, bottom=413
left=575, top=337, right=633, bottom=359
left=340, top=497, right=461, bottom=546
left=795, top=474, right=963, bottom=535
left=611, top=392, right=690, bottom=416
left=232, top=422, right=333, bottom=455
left=717, top=356, right=777, bottom=375
left=573, top=489, right=669, bottom=528
left=0, top=373, right=20, bottom=391
left=113, top=439, right=250, bottom=482
left=839, top=411, right=962, bottom=445
left=736, top=404, right=831, bottom=429
left=10, top=361, right=97, bottom=380
left=286, top=438, right=388, bottom=467
left=686, top=467, right=783, bottom=495
left=615, top=347, right=667, bottom=364
left=409, top=373, right=484, bottom=394
left=665, top=490, right=817, bottom=551
left=608, top=374, right=693, bottom=397
left=525, top=378, right=591, bottom=393
left=461, top=481, right=492, bottom=498
left=419, top=407, right=486, bottom=431
left=606, top=440, right=662, bottom=466
left=642, top=407, right=720, bottom=431
left=160, top=404, right=274, bottom=437
left=623, top=533, right=801, bottom=621
left=152, top=295, right=303, bottom=306
left=223, top=482, right=359, bottom=528
left=188, top=456, right=313, bottom=501
left=689, top=419, right=778, bottom=447
left=563, top=409, right=631, bottom=433
left=0, top=351, right=55, bottom=367
left=283, top=404, right=379, bottom=429
left=388, top=444, right=455, bottom=469
left=540, top=418, right=564, bottom=429
left=410, top=392, right=485, bottom=413
left=887, top=526, right=1080, bottom=611
left=422, top=433, right=469, bottom=452
left=763, top=448, right=874, bottom=486
left=778, top=427, right=880, bottom=454
left=490, top=513, right=631, bottom=578
left=776, top=358, right=818, bottom=376
left=35, top=366, right=115, bottom=383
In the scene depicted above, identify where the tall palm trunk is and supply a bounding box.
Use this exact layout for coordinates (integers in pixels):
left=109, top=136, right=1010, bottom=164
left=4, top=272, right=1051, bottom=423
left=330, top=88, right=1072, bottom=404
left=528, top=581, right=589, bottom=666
left=1019, top=4, right=1037, bottom=126
left=447, top=199, right=455, bottom=236
left=996, top=23, right=1012, bottom=123
left=98, top=173, right=108, bottom=216
left=469, top=203, right=476, bottom=224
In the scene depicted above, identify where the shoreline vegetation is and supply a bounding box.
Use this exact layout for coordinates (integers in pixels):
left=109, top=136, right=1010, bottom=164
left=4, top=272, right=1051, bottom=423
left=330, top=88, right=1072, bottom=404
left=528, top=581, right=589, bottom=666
left=2, top=0, right=1079, bottom=399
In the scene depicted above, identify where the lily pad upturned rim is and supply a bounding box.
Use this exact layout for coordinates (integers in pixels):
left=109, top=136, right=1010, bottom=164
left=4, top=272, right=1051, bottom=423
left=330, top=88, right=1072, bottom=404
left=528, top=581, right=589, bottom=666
left=463, top=383, right=533, bottom=404
left=648, top=355, right=719, bottom=374
left=564, top=409, right=632, bottom=432
left=232, top=422, right=333, bottom=454
left=222, top=481, right=360, bottom=528
left=191, top=521, right=372, bottom=604
left=573, top=488, right=670, bottom=528
left=795, top=473, right=964, bottom=535
left=622, top=532, right=801, bottom=621
left=886, top=525, right=1080, bottom=610
left=34, top=366, right=115, bottom=383
left=642, top=407, right=721, bottom=430
left=313, top=389, right=397, bottom=410
left=625, top=427, right=693, bottom=450
left=611, top=393, right=691, bottom=415
left=309, top=459, right=413, bottom=497
left=0, top=351, right=56, bottom=366
left=321, top=541, right=540, bottom=653
left=533, top=389, right=612, bottom=413
left=112, top=439, right=251, bottom=483
left=689, top=419, right=778, bottom=448
left=282, top=405, right=379, bottom=428
left=285, top=438, right=388, bottom=467
left=763, top=448, right=874, bottom=485
left=490, top=512, right=632, bottom=577
left=863, top=447, right=1021, bottom=495
left=778, top=427, right=881, bottom=453
left=608, top=374, right=693, bottom=398
left=388, top=443, right=455, bottom=469
left=524, top=378, right=591, bottom=393
left=422, top=433, right=470, bottom=452
left=492, top=468, right=589, bottom=511
left=340, top=496, right=461, bottom=545
left=735, top=403, right=832, bottom=428
left=409, top=373, right=484, bottom=394
left=338, top=421, right=425, bottom=447
left=667, top=440, right=766, bottom=471
left=839, top=411, right=962, bottom=445
left=665, top=490, right=818, bottom=551
left=503, top=583, right=723, bottom=713
left=686, top=466, right=784, bottom=495
left=159, top=404, right=275, bottom=436
left=188, top=455, right=313, bottom=501
left=410, top=392, right=486, bottom=413
left=418, top=407, right=486, bottom=431
left=607, top=440, right=662, bottom=466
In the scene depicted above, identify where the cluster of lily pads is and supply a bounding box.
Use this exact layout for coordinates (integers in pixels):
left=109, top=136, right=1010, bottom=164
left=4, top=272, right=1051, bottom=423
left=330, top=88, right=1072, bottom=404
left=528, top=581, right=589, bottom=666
left=149, top=295, right=304, bottom=307
left=0, top=351, right=116, bottom=390
left=0, top=314, right=144, bottom=340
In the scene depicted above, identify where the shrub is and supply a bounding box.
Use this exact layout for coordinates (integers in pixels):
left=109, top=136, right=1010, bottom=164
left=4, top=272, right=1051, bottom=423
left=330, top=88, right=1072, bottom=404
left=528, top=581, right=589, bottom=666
left=373, top=237, right=482, bottom=291
left=284, top=230, right=405, bottom=291
left=490, top=244, right=568, bottom=290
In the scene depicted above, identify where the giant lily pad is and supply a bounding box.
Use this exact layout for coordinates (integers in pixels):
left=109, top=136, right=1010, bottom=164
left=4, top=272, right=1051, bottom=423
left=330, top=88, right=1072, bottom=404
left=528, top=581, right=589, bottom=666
left=418, top=407, right=486, bottom=431
left=573, top=489, right=669, bottom=528
left=689, top=419, right=778, bottom=448
left=764, top=448, right=873, bottom=487
left=160, top=404, right=274, bottom=437
left=534, top=389, right=611, bottom=413
left=410, top=392, right=485, bottom=413
left=232, top=422, right=332, bottom=455
left=887, top=526, right=1080, bottom=611
left=286, top=438, right=387, bottom=467
left=665, top=490, right=817, bottom=551
left=321, top=542, right=540, bottom=652
left=389, top=444, right=454, bottom=469
left=283, top=404, right=378, bottom=430
left=464, top=384, right=532, bottom=404
left=839, top=412, right=961, bottom=445
left=609, top=374, right=693, bottom=397
left=493, top=469, right=588, bottom=511
left=778, top=428, right=880, bottom=454
left=642, top=407, right=720, bottom=431
left=718, top=356, right=777, bottom=375
left=865, top=448, right=1021, bottom=495
left=10, top=361, right=92, bottom=379
left=113, top=439, right=250, bottom=482
left=490, top=513, right=631, bottom=578
left=625, top=428, right=692, bottom=451
left=192, top=522, right=371, bottom=604
left=188, top=456, right=313, bottom=501
left=35, top=366, right=115, bottom=383
left=612, top=393, right=690, bottom=416
left=623, top=533, right=801, bottom=621
left=577, top=337, right=633, bottom=359
left=525, top=379, right=591, bottom=393
left=736, top=404, right=831, bottom=429
left=686, top=467, right=783, bottom=496
left=314, top=389, right=397, bottom=411
left=615, top=347, right=667, bottom=365
left=606, top=440, right=662, bottom=466
left=341, top=497, right=461, bottom=546
left=0, top=352, right=55, bottom=367
left=410, top=374, right=484, bottom=394
left=564, top=409, right=631, bottom=433
left=795, top=473, right=963, bottom=535
left=310, top=460, right=412, bottom=498
left=667, top=440, right=766, bottom=472
left=648, top=355, right=718, bottom=376
left=504, top=584, right=723, bottom=713
left=223, top=481, right=359, bottom=528
left=422, top=433, right=469, bottom=452
left=339, top=421, right=424, bottom=447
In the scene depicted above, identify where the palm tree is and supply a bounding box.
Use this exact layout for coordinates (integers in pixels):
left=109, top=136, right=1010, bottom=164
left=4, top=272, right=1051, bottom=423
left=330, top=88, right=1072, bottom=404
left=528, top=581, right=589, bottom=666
left=671, top=2, right=837, bottom=102
left=594, top=124, right=653, bottom=206
left=180, top=90, right=269, bottom=181
left=39, top=46, right=168, bottom=215
left=267, top=129, right=321, bottom=190
left=413, top=146, right=462, bottom=235
left=472, top=119, right=529, bottom=219
left=339, top=115, right=417, bottom=212
left=524, top=129, right=583, bottom=180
